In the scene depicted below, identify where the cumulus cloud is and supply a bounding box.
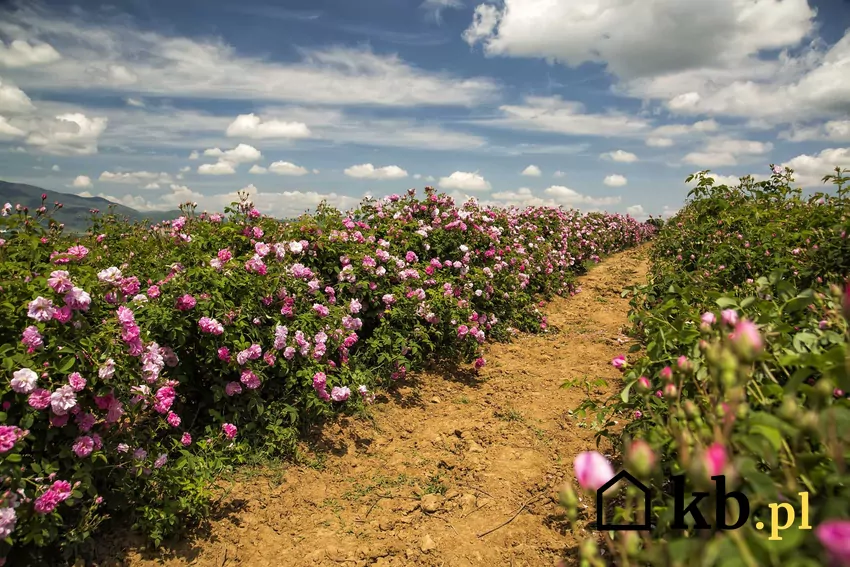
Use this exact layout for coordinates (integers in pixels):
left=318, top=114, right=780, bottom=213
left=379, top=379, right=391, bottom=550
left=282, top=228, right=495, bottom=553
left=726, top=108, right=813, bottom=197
left=72, top=175, right=92, bottom=188
left=198, top=162, right=236, bottom=175
left=0, top=78, right=36, bottom=114
left=553, top=170, right=565, bottom=178
left=226, top=113, right=312, bottom=139
left=521, top=164, right=541, bottom=176
left=646, top=137, right=674, bottom=147
left=0, top=39, right=61, bottom=68
left=269, top=161, right=310, bottom=176
left=203, top=143, right=262, bottom=165
left=683, top=137, right=773, bottom=166
left=626, top=204, right=646, bottom=217
left=125, top=97, right=145, bottom=107
left=544, top=185, right=621, bottom=206
left=438, top=171, right=491, bottom=191
left=600, top=150, right=638, bottom=163
left=603, top=174, right=627, bottom=187
left=783, top=148, right=850, bottom=187
left=781, top=120, right=850, bottom=142
left=25, top=113, right=108, bottom=155
left=249, top=165, right=268, bottom=174
left=344, top=163, right=408, bottom=179
left=0, top=116, right=26, bottom=138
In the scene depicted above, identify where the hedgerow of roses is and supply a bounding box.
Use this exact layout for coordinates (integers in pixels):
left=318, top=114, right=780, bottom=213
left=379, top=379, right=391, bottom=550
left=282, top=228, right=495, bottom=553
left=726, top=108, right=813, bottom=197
left=558, top=166, right=850, bottom=566
left=0, top=187, right=654, bottom=563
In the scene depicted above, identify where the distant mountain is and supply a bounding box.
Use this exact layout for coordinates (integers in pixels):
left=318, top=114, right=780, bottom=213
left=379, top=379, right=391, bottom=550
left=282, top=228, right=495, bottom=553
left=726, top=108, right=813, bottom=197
left=0, top=180, right=181, bottom=234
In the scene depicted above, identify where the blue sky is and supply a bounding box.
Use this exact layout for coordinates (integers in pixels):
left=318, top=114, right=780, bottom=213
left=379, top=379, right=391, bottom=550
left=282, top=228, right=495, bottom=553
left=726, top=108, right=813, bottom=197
left=0, top=0, right=849, bottom=219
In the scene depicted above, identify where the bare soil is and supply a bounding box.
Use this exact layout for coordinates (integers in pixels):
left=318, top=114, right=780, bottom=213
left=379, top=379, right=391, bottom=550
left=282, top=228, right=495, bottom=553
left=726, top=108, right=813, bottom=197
left=106, top=245, right=649, bottom=567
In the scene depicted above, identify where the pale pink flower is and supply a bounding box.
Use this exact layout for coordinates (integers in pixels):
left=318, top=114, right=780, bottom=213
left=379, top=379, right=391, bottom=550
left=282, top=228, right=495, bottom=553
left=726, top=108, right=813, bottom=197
left=11, top=368, right=38, bottom=394
left=573, top=451, right=615, bottom=491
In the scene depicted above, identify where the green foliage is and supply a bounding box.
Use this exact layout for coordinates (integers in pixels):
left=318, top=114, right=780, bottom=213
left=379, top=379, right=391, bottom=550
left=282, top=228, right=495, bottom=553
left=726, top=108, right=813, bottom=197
left=0, top=189, right=652, bottom=563
left=561, top=165, right=850, bottom=566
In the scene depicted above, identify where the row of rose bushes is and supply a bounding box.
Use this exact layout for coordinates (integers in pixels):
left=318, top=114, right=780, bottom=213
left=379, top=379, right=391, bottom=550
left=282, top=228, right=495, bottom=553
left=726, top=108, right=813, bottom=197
left=559, top=166, right=850, bottom=566
left=0, top=187, right=654, bottom=564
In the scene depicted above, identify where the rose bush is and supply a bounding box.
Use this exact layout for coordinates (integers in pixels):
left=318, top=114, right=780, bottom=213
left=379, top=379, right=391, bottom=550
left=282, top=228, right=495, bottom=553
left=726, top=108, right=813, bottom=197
left=559, top=166, right=850, bottom=566
left=0, top=187, right=653, bottom=563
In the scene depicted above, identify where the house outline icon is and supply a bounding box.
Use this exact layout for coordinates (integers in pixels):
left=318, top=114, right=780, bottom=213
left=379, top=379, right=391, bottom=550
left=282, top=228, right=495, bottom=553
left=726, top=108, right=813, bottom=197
left=595, top=470, right=652, bottom=531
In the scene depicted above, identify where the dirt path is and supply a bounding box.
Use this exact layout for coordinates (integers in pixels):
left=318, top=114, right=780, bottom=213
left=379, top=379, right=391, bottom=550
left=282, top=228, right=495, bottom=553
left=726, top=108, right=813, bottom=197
left=117, top=245, right=649, bottom=567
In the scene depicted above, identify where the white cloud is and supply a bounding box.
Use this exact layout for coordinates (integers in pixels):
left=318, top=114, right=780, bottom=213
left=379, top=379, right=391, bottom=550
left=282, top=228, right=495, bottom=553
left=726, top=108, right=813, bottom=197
left=626, top=204, right=646, bottom=217
left=421, top=0, right=464, bottom=24
left=226, top=113, right=312, bottom=139
left=179, top=166, right=191, bottom=173
left=781, top=120, right=850, bottom=142
left=783, top=148, right=850, bottom=187
left=646, top=137, right=674, bottom=147
left=0, top=78, right=36, bottom=114
left=0, top=39, right=61, bottom=68
left=413, top=173, right=422, bottom=179
left=553, top=170, right=565, bottom=178
left=188, top=150, right=199, bottom=160
left=463, top=0, right=850, bottom=125
left=463, top=0, right=813, bottom=79
left=269, top=161, right=310, bottom=176
left=99, top=171, right=173, bottom=185
left=0, top=116, right=26, bottom=138
left=198, top=162, right=236, bottom=175
left=203, top=143, right=262, bottom=165
left=0, top=8, right=497, bottom=108
left=600, top=150, right=638, bottom=163
left=544, top=185, right=621, bottom=206
left=51, top=164, right=60, bottom=171
left=480, top=96, right=650, bottom=136
left=344, top=163, right=408, bottom=179
left=25, top=113, right=108, bottom=155
left=72, top=175, right=92, bottom=188
left=439, top=171, right=491, bottom=191
left=683, top=138, right=773, bottom=166
left=249, top=165, right=268, bottom=174
left=125, top=97, right=145, bottom=107
left=661, top=205, right=680, bottom=218
left=604, top=174, right=627, bottom=187
left=521, top=164, right=541, bottom=176
left=143, top=182, right=160, bottom=189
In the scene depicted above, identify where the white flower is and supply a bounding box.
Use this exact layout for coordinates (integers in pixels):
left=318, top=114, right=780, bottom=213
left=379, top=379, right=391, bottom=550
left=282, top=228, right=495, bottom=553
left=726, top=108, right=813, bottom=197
left=27, top=297, right=55, bottom=322
left=289, top=241, right=303, bottom=253
left=50, top=385, right=77, bottom=415
left=11, top=368, right=38, bottom=394
left=97, top=267, right=123, bottom=285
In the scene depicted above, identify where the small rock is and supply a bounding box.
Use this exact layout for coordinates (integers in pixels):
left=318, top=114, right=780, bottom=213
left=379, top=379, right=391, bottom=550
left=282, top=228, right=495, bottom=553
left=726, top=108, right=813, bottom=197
left=379, top=520, right=396, bottom=531
left=460, top=493, right=477, bottom=510
left=421, top=493, right=443, bottom=513
left=444, top=488, right=460, bottom=500
left=420, top=534, right=437, bottom=553
left=467, top=441, right=485, bottom=453
left=430, top=396, right=441, bottom=404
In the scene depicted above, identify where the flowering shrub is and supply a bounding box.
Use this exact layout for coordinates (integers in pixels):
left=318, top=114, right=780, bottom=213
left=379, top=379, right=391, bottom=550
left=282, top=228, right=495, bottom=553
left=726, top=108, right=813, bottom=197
left=0, top=187, right=653, bottom=563
left=559, top=166, right=850, bottom=565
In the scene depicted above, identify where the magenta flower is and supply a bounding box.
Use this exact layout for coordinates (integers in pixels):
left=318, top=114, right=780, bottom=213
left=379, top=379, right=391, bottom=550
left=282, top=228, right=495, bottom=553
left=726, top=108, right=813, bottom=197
left=611, top=355, right=627, bottom=370
left=225, top=381, right=242, bottom=396
left=181, top=432, right=192, bottom=446
left=222, top=423, right=237, bottom=439
left=703, top=442, right=727, bottom=477
left=166, top=412, right=181, bottom=427
left=240, top=369, right=261, bottom=389
left=573, top=451, right=615, bottom=491
left=73, top=435, right=94, bottom=458
left=816, top=519, right=850, bottom=564
left=28, top=388, right=51, bottom=410
left=175, top=294, right=196, bottom=311
left=0, top=425, right=24, bottom=453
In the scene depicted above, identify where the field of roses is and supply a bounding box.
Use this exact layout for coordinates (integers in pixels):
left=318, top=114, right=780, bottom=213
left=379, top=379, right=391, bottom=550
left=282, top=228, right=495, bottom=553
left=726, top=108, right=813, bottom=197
left=561, top=166, right=850, bottom=566
left=0, top=186, right=653, bottom=564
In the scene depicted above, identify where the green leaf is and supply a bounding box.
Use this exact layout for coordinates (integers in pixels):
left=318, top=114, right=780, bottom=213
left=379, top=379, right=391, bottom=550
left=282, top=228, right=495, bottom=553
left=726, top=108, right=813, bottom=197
left=57, top=356, right=75, bottom=373
left=716, top=297, right=738, bottom=308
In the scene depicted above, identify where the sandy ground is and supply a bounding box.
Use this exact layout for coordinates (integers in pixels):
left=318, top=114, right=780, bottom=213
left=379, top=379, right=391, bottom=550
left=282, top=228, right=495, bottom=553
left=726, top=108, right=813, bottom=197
left=101, top=244, right=649, bottom=567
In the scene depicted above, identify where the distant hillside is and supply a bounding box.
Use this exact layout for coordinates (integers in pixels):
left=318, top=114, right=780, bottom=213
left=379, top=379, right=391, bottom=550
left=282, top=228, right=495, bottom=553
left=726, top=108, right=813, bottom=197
left=0, top=180, right=180, bottom=234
